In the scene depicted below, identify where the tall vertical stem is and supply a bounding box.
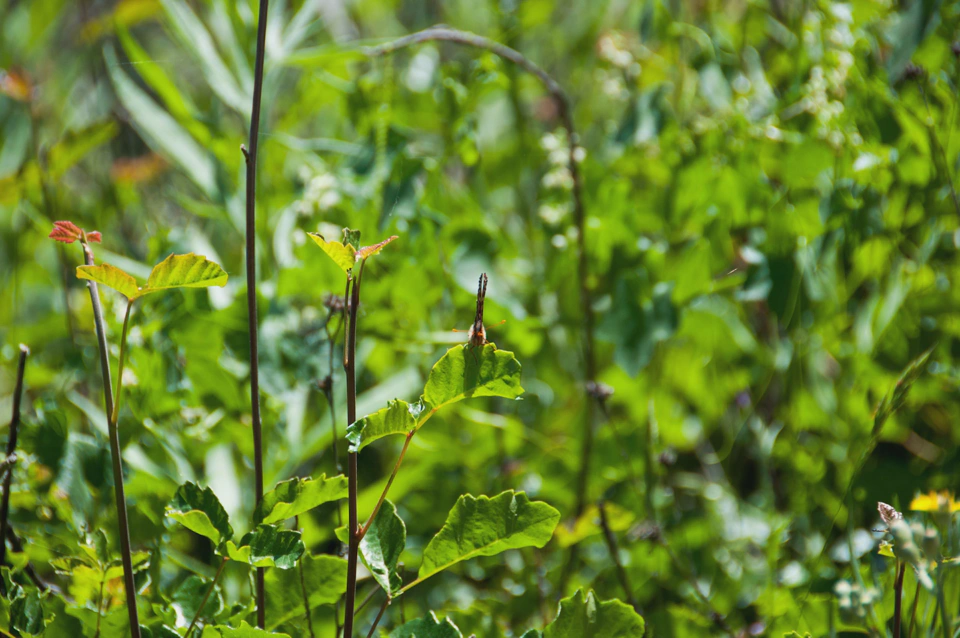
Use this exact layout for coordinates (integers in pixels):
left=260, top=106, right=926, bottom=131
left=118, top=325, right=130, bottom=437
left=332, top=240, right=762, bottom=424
left=0, top=345, right=28, bottom=573
left=244, top=0, right=270, bottom=626
left=343, top=267, right=363, bottom=638
left=893, top=561, right=905, bottom=638
left=107, top=300, right=140, bottom=637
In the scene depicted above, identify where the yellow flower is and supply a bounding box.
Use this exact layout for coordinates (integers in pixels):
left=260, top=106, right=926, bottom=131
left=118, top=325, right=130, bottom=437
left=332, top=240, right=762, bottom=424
left=909, top=491, right=960, bottom=513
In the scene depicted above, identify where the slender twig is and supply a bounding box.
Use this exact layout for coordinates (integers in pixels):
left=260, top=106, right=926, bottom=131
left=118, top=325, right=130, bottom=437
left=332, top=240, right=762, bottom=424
left=359, top=431, right=413, bottom=539
left=597, top=500, right=639, bottom=613
left=365, top=596, right=391, bottom=638
left=244, top=0, right=270, bottom=627
left=94, top=576, right=106, bottom=638
left=343, top=266, right=364, bottom=638
left=0, top=346, right=28, bottom=575
left=185, top=556, right=228, bottom=637
left=354, top=584, right=378, bottom=616
left=893, top=561, right=905, bottom=638
left=364, top=26, right=597, bottom=590
left=106, top=299, right=141, bottom=637
left=5, top=529, right=47, bottom=592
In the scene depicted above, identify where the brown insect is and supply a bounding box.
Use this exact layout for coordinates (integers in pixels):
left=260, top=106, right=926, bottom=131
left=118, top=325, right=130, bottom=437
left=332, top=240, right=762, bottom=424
left=454, top=273, right=504, bottom=354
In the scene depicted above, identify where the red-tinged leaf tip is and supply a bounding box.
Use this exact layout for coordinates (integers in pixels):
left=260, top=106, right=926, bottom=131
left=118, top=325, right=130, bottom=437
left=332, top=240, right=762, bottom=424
left=86, top=231, right=102, bottom=244
left=49, top=220, right=83, bottom=244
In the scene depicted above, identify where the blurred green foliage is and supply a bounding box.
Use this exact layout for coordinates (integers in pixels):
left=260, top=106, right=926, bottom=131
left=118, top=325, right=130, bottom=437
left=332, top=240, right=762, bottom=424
left=3, top=0, right=960, bottom=635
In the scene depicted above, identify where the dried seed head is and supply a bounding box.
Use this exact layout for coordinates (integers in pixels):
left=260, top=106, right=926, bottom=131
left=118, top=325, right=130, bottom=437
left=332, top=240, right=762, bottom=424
left=903, top=63, right=925, bottom=81
left=878, top=502, right=903, bottom=526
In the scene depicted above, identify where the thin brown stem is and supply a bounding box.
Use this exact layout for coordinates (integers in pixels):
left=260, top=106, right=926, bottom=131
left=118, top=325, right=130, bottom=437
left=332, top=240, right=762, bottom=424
left=185, top=556, right=227, bottom=637
left=0, top=346, right=28, bottom=575
left=343, top=266, right=364, bottom=638
left=244, top=0, right=270, bottom=626
left=295, top=516, right=316, bottom=638
left=597, top=500, right=639, bottom=613
left=106, top=299, right=140, bottom=637
left=359, top=431, right=413, bottom=539
left=365, top=596, right=391, bottom=638
left=893, top=561, right=905, bottom=638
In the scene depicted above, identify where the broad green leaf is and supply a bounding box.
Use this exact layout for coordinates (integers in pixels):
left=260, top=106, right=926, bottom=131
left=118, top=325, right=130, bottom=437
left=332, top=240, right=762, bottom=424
left=543, top=590, right=645, bottom=638
left=143, top=253, right=228, bottom=293
left=172, top=575, right=224, bottom=625
left=346, top=399, right=417, bottom=453
left=307, top=233, right=356, bottom=273
left=104, top=44, right=218, bottom=198
left=342, top=228, right=361, bottom=248
left=265, top=554, right=347, bottom=630
left=226, top=525, right=304, bottom=569
left=419, top=345, right=524, bottom=420
left=166, top=482, right=233, bottom=546
left=76, top=263, right=140, bottom=300
left=357, top=235, right=399, bottom=260
left=360, top=500, right=406, bottom=595
left=415, top=491, right=559, bottom=586
left=389, top=612, right=462, bottom=638
left=255, top=474, right=348, bottom=524
left=10, top=590, right=44, bottom=635
left=159, top=0, right=248, bottom=112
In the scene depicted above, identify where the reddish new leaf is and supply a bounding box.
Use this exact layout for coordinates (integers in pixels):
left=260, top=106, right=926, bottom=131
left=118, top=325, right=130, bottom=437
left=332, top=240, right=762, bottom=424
left=49, top=221, right=83, bottom=244
left=48, top=220, right=101, bottom=244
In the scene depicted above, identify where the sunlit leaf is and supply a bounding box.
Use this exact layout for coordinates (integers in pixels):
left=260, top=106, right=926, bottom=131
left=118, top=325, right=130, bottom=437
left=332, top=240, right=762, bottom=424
left=389, top=612, right=462, bottom=638
left=166, top=482, right=234, bottom=546
left=357, top=235, right=399, bottom=260
left=76, top=263, right=141, bottom=300
left=225, top=525, right=304, bottom=569
left=346, top=399, right=417, bottom=453
left=419, top=345, right=524, bottom=419
left=209, top=621, right=291, bottom=637
left=543, top=590, right=645, bottom=637
left=265, top=554, right=347, bottom=630
left=306, top=233, right=356, bottom=273
left=143, top=253, right=229, bottom=293
left=416, top=491, right=559, bottom=586
left=255, top=474, right=348, bottom=525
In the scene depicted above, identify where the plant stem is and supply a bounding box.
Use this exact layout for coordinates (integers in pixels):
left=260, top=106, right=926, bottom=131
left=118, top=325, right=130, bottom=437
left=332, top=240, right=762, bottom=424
left=80, top=241, right=115, bottom=420
left=0, top=345, right=28, bottom=576
left=894, top=561, right=905, bottom=638
left=359, top=431, right=413, bottom=539
left=364, top=26, right=597, bottom=590
left=107, top=299, right=141, bottom=637
left=185, top=556, right=228, bottom=637
left=295, top=515, right=316, bottom=638
left=908, top=579, right=920, bottom=638
left=365, top=596, right=390, bottom=638
left=244, top=0, right=270, bottom=627
left=597, top=500, right=639, bottom=613
left=343, top=266, right=364, bottom=638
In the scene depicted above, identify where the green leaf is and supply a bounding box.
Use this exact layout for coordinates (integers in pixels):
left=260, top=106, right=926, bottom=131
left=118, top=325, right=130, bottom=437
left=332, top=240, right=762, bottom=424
left=307, top=233, right=356, bottom=273
left=389, top=612, right=462, bottom=638
left=10, top=589, right=44, bottom=635
left=346, top=400, right=417, bottom=453
left=416, top=491, right=559, bottom=586
left=172, top=575, right=224, bottom=625
left=226, top=525, right=304, bottom=569
left=360, top=500, right=406, bottom=595
left=543, top=590, right=645, bottom=637
left=143, top=253, right=228, bottom=293
left=76, top=263, right=140, bottom=300
left=159, top=0, right=248, bottom=113
left=872, top=347, right=934, bottom=436
left=265, top=554, right=347, bottom=630
left=166, top=482, right=233, bottom=546
left=419, top=345, right=524, bottom=419
left=342, top=228, right=362, bottom=249
left=255, top=474, right=348, bottom=525
left=104, top=44, right=218, bottom=199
